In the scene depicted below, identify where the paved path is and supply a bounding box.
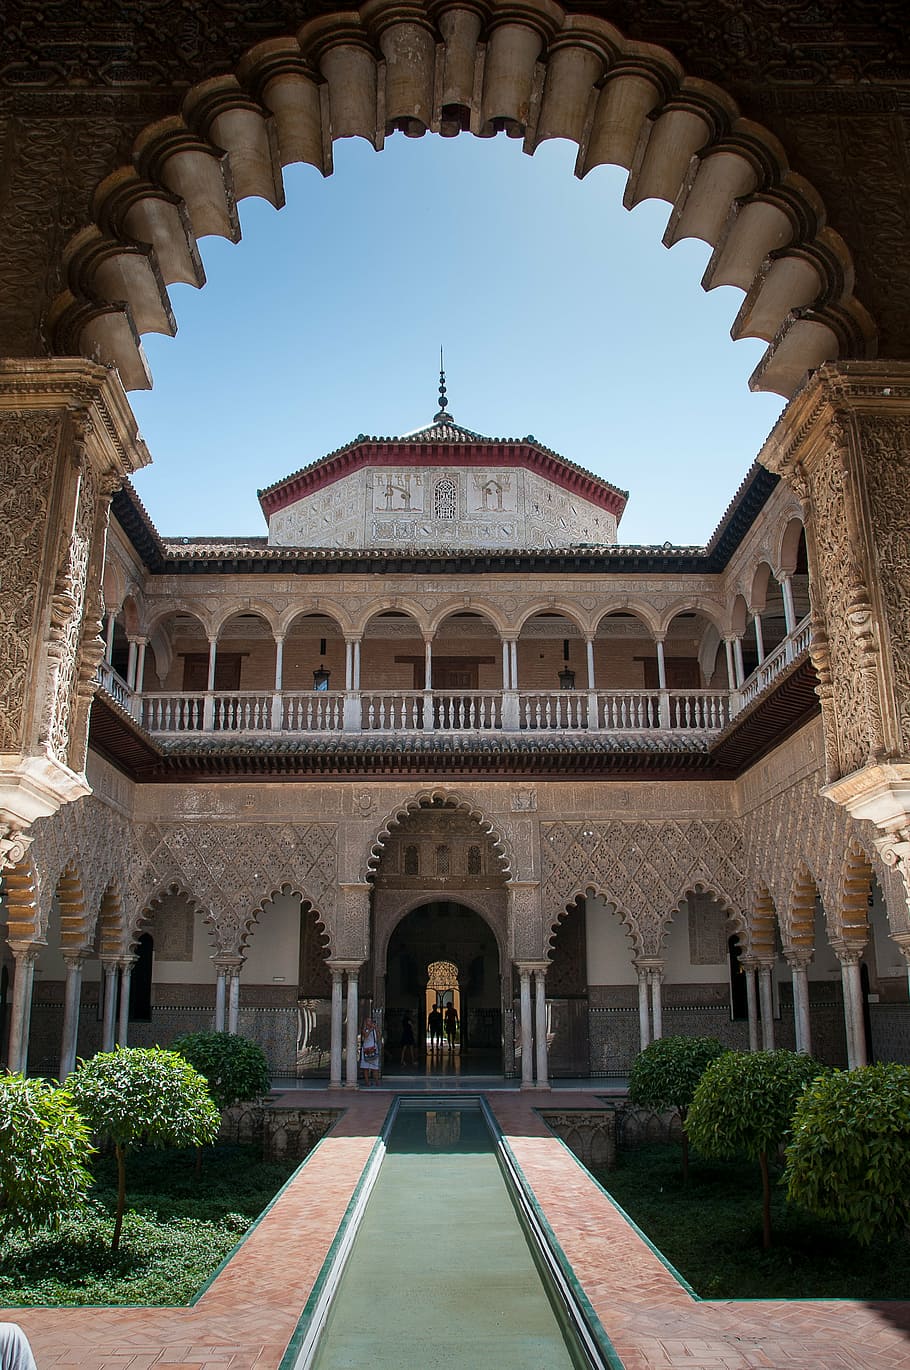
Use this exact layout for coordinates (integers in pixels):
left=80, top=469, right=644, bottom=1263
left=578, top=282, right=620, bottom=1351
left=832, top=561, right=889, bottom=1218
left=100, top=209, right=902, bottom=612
left=4, top=1088, right=909, bottom=1370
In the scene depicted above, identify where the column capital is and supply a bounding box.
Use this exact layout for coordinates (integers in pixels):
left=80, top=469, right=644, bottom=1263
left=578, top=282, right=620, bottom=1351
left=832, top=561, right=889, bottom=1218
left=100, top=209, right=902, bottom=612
left=513, top=959, right=548, bottom=975
left=326, top=957, right=364, bottom=973
left=633, top=957, right=665, bottom=973
left=9, top=939, right=44, bottom=964
left=783, top=949, right=813, bottom=971
left=62, top=949, right=88, bottom=969
left=831, top=941, right=865, bottom=966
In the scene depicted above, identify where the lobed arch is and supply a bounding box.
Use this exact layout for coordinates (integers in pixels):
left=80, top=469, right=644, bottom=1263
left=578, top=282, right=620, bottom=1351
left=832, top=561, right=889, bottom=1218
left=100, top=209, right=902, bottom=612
left=594, top=602, right=661, bottom=638
left=244, top=883, right=331, bottom=959
left=428, top=602, right=510, bottom=637
left=130, top=880, right=215, bottom=954
left=554, top=885, right=641, bottom=959
left=657, top=881, right=743, bottom=958
left=48, top=2, right=874, bottom=400
left=365, top=787, right=513, bottom=883
left=776, top=515, right=807, bottom=580
left=835, top=839, right=875, bottom=949
left=783, top=862, right=820, bottom=960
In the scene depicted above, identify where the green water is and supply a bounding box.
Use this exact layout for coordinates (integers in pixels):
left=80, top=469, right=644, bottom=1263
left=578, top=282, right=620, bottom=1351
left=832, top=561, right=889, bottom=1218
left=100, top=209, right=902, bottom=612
left=310, top=1106, right=580, bottom=1369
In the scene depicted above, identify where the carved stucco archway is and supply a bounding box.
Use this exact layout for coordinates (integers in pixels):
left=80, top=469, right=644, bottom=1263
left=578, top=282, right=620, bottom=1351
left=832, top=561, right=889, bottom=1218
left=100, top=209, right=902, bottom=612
left=48, top=0, right=874, bottom=400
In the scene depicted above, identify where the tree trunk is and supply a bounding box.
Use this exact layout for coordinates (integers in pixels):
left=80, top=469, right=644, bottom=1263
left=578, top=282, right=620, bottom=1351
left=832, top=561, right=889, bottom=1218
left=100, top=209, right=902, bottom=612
left=759, top=1149, right=772, bottom=1250
left=112, top=1141, right=127, bottom=1252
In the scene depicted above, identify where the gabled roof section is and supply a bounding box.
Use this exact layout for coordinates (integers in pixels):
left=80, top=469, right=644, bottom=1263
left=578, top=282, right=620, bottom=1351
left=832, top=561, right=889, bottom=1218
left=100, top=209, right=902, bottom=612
left=257, top=419, right=629, bottom=523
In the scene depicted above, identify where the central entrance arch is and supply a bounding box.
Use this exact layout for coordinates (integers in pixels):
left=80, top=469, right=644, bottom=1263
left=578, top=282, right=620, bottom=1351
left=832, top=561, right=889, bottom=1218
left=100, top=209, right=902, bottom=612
left=385, top=900, right=502, bottom=1070
left=368, top=795, right=509, bottom=1073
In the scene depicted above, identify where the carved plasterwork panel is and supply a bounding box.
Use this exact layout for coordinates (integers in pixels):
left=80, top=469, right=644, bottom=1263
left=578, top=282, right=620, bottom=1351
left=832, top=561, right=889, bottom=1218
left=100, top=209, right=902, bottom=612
left=860, top=416, right=910, bottom=754
left=540, top=819, right=746, bottom=957
left=26, top=793, right=137, bottom=942
left=42, top=461, right=98, bottom=766
left=0, top=412, right=59, bottom=751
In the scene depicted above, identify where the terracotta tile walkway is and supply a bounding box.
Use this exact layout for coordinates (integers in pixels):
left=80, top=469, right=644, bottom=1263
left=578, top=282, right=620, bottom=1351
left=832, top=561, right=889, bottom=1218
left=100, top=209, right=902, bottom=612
left=5, top=1087, right=909, bottom=1370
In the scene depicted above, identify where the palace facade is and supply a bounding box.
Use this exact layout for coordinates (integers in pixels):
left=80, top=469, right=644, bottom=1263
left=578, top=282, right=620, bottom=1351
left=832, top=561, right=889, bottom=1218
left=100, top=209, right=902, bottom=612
left=2, top=0, right=910, bottom=1088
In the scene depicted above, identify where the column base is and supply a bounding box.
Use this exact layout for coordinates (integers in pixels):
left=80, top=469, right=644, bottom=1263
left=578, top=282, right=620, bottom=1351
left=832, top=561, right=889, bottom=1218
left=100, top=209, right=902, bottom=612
left=520, top=1080, right=537, bottom=1090
left=344, top=1080, right=359, bottom=1089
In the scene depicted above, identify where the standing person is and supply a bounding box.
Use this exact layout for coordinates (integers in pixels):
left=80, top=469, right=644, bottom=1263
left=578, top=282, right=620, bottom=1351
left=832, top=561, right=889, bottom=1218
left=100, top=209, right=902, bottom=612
left=400, top=1010, right=417, bottom=1067
left=0, top=1326, right=37, bottom=1370
left=444, top=1002, right=459, bottom=1051
left=359, top=1016, right=381, bottom=1085
left=428, top=1003, right=444, bottom=1051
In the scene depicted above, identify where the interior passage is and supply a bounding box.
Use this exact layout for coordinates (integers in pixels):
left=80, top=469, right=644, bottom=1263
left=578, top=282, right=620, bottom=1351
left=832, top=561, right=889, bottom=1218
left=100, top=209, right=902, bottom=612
left=310, top=1105, right=580, bottom=1369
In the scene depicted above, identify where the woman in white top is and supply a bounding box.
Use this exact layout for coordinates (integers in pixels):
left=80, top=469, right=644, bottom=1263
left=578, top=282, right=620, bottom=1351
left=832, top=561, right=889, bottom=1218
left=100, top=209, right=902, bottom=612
left=359, top=1016, right=380, bottom=1086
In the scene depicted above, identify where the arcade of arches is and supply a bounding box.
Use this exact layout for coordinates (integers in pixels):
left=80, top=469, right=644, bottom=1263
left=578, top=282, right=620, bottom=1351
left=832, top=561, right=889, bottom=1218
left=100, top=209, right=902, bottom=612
left=4, top=1, right=910, bottom=1088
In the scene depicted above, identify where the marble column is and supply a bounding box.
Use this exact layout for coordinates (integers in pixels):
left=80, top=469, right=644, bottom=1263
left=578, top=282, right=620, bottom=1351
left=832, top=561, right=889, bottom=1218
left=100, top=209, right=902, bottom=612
left=7, top=943, right=40, bottom=1075
left=117, top=958, right=135, bottom=1046
left=345, top=966, right=360, bottom=1087
left=724, top=637, right=736, bottom=690
left=227, top=966, right=241, bottom=1035
left=757, top=962, right=775, bottom=1050
left=753, top=612, right=765, bottom=664
left=787, top=954, right=812, bottom=1055
left=636, top=967, right=651, bottom=1051
left=534, top=967, right=548, bottom=1090
left=780, top=575, right=796, bottom=637
left=837, top=946, right=868, bottom=1068
left=655, top=638, right=667, bottom=689
left=100, top=957, right=119, bottom=1051
left=733, top=636, right=745, bottom=687
left=742, top=961, right=760, bottom=1052
left=214, top=965, right=227, bottom=1032
left=517, top=965, right=534, bottom=1089
left=58, top=952, right=86, bottom=1080
left=329, top=966, right=344, bottom=1088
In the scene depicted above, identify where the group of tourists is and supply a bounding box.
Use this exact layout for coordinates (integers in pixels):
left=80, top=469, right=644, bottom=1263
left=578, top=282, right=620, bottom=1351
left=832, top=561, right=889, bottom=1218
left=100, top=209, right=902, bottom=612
left=359, top=1001, right=460, bottom=1082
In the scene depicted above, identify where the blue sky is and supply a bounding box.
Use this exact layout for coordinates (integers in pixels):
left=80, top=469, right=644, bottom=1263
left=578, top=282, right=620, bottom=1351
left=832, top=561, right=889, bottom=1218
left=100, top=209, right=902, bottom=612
left=129, top=133, right=785, bottom=546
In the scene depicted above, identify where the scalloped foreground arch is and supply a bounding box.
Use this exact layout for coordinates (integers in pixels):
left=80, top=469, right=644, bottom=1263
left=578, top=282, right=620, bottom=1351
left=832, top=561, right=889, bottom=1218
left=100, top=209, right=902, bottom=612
left=50, top=0, right=876, bottom=400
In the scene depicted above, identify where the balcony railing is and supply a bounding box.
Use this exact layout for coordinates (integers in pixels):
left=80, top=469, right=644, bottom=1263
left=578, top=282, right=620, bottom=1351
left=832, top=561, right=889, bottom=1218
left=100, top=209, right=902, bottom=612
left=96, top=616, right=811, bottom=743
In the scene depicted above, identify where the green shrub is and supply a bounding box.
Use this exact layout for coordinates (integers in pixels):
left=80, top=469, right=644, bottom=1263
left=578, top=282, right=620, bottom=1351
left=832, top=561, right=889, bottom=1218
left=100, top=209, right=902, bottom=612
left=0, top=1074, right=94, bottom=1234
left=785, top=1062, right=910, bottom=1245
left=172, top=1031, right=270, bottom=1113
left=627, top=1035, right=727, bottom=1180
left=68, top=1047, right=220, bottom=1251
left=686, top=1049, right=824, bottom=1248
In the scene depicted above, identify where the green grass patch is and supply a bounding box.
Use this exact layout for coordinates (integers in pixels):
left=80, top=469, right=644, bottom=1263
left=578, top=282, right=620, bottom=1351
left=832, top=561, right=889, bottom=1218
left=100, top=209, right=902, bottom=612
left=0, top=1144, right=298, bottom=1306
left=594, top=1143, right=910, bottom=1300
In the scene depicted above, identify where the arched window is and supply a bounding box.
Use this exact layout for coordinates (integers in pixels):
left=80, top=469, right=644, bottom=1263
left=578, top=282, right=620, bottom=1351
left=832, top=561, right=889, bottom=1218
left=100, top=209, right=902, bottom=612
left=435, top=844, right=450, bottom=876
left=404, top=844, right=420, bottom=876
left=434, top=477, right=457, bottom=520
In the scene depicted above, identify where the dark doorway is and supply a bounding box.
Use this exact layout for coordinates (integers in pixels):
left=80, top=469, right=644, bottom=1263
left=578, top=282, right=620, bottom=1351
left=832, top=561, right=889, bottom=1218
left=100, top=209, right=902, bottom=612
left=729, top=935, right=749, bottom=1020
left=129, top=933, right=154, bottom=1021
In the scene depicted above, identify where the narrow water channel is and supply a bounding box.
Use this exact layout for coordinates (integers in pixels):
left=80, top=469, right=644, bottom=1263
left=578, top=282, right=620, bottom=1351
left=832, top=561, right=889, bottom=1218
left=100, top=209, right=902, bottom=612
left=309, top=1103, right=585, bottom=1370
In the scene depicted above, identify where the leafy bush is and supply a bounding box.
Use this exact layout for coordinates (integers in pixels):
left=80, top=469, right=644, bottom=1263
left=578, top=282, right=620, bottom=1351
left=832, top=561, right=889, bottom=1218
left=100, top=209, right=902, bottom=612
left=686, top=1049, right=824, bottom=1248
left=0, top=1074, right=94, bottom=1234
left=627, top=1035, right=726, bottom=1180
left=173, top=1032, right=270, bottom=1113
left=785, top=1062, right=910, bottom=1245
left=68, top=1047, right=220, bottom=1250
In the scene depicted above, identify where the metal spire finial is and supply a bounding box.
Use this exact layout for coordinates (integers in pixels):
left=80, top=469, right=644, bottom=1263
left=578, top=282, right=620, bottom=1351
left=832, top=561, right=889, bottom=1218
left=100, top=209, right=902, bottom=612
left=434, top=347, right=451, bottom=423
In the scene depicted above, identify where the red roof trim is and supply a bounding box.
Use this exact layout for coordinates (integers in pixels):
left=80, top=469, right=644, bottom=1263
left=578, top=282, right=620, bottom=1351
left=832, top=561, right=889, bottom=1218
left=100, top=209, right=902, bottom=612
left=259, top=441, right=627, bottom=522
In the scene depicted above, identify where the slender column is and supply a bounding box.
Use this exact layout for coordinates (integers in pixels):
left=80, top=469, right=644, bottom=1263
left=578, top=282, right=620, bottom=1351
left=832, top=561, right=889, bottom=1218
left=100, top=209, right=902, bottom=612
left=518, top=965, right=534, bottom=1089
left=757, top=963, right=775, bottom=1050
left=753, top=612, right=765, bottom=664
left=100, top=957, right=119, bottom=1051
left=636, top=967, right=651, bottom=1050
left=733, top=636, right=745, bottom=687
left=534, top=967, right=549, bottom=1089
left=345, top=967, right=360, bottom=1087
left=837, top=947, right=867, bottom=1068
left=134, top=637, right=147, bottom=693
left=117, top=958, right=135, bottom=1046
left=650, top=968, right=664, bottom=1041
left=345, top=640, right=354, bottom=691
left=724, top=637, right=736, bottom=690
left=780, top=575, right=796, bottom=636
left=104, top=611, right=116, bottom=663
left=510, top=640, right=518, bottom=688
left=227, top=966, right=241, bottom=1035
left=214, top=966, right=227, bottom=1031
left=7, top=944, right=40, bottom=1074
left=274, top=636, right=284, bottom=690
left=126, top=638, right=138, bottom=690
left=206, top=636, right=218, bottom=690
left=787, top=955, right=812, bottom=1055
left=353, top=639, right=361, bottom=690
left=502, top=639, right=519, bottom=730
left=58, top=953, right=86, bottom=1081
left=203, top=636, right=218, bottom=730
left=585, top=638, right=596, bottom=689
left=424, top=638, right=433, bottom=690
left=655, top=637, right=667, bottom=689
left=329, top=967, right=344, bottom=1087
left=271, top=636, right=285, bottom=730
left=501, top=639, right=510, bottom=689
left=742, top=961, right=760, bottom=1052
